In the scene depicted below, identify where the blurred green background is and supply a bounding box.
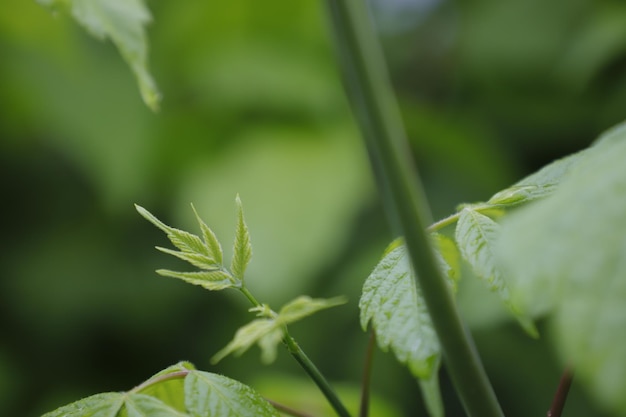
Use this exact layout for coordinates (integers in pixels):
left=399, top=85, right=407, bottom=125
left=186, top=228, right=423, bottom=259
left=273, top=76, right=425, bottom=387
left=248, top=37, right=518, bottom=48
left=2, top=0, right=626, bottom=416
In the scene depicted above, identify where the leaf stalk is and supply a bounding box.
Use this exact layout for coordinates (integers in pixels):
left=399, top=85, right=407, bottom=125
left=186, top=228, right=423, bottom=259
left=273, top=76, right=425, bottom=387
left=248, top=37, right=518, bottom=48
left=238, top=286, right=351, bottom=417
left=323, top=1, right=504, bottom=416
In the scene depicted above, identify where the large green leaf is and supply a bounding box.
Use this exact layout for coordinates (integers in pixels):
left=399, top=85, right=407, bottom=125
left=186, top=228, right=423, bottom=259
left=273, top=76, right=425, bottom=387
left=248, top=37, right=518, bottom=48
left=498, top=129, right=626, bottom=414
left=37, top=0, right=160, bottom=110
left=42, top=393, right=124, bottom=417
left=359, top=244, right=443, bottom=417
left=184, top=371, right=280, bottom=417
left=455, top=208, right=537, bottom=336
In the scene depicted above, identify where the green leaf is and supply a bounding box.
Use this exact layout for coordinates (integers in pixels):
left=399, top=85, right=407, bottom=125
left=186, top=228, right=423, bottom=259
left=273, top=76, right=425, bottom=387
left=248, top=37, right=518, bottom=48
left=359, top=244, right=446, bottom=417
left=42, top=392, right=124, bottom=417
left=497, top=132, right=626, bottom=413
left=192, top=204, right=223, bottom=265
left=135, top=362, right=195, bottom=412
left=136, top=205, right=211, bottom=259
left=37, top=0, right=161, bottom=111
left=487, top=151, right=584, bottom=207
left=359, top=244, right=440, bottom=379
left=123, top=393, right=189, bottom=417
left=184, top=371, right=280, bottom=417
left=156, top=270, right=235, bottom=291
left=231, top=195, right=252, bottom=281
left=155, top=247, right=218, bottom=271
left=278, top=295, right=347, bottom=324
left=455, top=208, right=537, bottom=337
left=213, top=296, right=345, bottom=364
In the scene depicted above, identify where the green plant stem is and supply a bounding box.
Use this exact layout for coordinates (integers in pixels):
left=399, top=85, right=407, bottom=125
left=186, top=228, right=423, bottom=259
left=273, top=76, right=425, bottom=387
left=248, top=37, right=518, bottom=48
left=324, top=2, right=505, bottom=417
left=358, top=330, right=376, bottom=417
left=238, top=286, right=351, bottom=417
left=266, top=399, right=316, bottom=417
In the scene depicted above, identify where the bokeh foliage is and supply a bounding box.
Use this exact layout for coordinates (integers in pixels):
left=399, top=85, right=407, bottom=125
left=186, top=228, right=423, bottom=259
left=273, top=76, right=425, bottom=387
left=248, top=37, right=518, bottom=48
left=2, top=0, right=626, bottom=416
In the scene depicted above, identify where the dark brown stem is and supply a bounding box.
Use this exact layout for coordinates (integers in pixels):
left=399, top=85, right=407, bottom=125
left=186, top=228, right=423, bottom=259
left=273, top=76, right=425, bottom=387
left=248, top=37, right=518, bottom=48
left=130, top=370, right=190, bottom=393
left=547, top=367, right=574, bottom=417
left=359, top=330, right=376, bottom=417
left=266, top=398, right=316, bottom=417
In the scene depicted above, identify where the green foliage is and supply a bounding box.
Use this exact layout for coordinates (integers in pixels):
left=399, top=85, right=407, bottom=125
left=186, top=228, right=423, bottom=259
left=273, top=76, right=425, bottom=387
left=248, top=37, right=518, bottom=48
left=455, top=208, right=537, bottom=336
left=184, top=372, right=279, bottom=417
left=37, top=0, right=160, bottom=110
left=43, top=361, right=279, bottom=417
left=135, top=204, right=238, bottom=291
left=213, top=296, right=346, bottom=364
left=498, top=123, right=626, bottom=413
left=231, top=195, right=252, bottom=282
left=359, top=241, right=450, bottom=417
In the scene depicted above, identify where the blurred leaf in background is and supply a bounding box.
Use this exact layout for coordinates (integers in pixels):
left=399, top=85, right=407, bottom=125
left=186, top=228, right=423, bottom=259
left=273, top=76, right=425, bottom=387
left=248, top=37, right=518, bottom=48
left=2, top=0, right=626, bottom=416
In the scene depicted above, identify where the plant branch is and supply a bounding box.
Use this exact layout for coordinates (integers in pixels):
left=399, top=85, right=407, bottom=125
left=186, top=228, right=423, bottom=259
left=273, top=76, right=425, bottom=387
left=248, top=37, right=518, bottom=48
left=266, top=398, right=316, bottom=417
left=129, top=370, right=190, bottom=394
left=238, top=286, right=351, bottom=417
left=547, top=367, right=573, bottom=417
left=358, top=330, right=376, bottom=417
left=323, top=1, right=504, bottom=417
left=283, top=333, right=352, bottom=417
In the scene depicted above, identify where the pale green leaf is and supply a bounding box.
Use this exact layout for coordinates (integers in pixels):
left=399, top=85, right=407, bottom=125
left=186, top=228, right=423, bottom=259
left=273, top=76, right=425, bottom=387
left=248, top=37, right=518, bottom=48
left=136, top=205, right=210, bottom=257
left=212, top=319, right=282, bottom=364
left=359, top=244, right=440, bottom=379
left=184, top=371, right=279, bottom=417
left=157, top=270, right=236, bottom=291
left=192, top=204, right=223, bottom=265
left=37, top=0, right=160, bottom=110
left=155, top=247, right=218, bottom=271
left=487, top=151, right=584, bottom=206
left=455, top=208, right=537, bottom=336
left=231, top=195, right=252, bottom=281
left=278, top=295, right=347, bottom=324
left=42, top=392, right=124, bottom=417
left=213, top=295, right=344, bottom=364
left=124, top=393, right=188, bottom=417
left=498, top=131, right=626, bottom=413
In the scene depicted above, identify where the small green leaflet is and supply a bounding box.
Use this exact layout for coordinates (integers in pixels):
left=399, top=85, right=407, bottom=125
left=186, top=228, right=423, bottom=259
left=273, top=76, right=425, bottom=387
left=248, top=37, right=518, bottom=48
left=37, top=0, right=161, bottom=111
left=213, top=296, right=346, bottom=364
left=497, top=129, right=626, bottom=414
left=359, top=241, right=455, bottom=417
left=134, top=362, right=196, bottom=412
left=231, top=195, right=252, bottom=282
left=135, top=204, right=239, bottom=291
left=455, top=208, right=537, bottom=336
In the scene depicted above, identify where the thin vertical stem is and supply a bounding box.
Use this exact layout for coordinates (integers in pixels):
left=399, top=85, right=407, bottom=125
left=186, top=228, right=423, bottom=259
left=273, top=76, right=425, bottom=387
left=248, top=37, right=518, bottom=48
left=547, top=367, right=573, bottom=417
left=323, top=1, right=505, bottom=417
left=238, top=286, right=351, bottom=417
left=358, top=330, right=376, bottom=417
